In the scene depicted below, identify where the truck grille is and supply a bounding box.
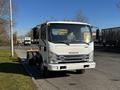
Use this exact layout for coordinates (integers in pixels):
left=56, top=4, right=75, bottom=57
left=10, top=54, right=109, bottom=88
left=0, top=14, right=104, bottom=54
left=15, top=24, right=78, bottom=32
left=58, top=54, right=89, bottom=63
left=64, top=55, right=89, bottom=60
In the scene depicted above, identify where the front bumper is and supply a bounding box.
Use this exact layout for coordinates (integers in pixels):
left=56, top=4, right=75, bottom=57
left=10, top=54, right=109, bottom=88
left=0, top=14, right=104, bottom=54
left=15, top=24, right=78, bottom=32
left=47, top=62, right=96, bottom=71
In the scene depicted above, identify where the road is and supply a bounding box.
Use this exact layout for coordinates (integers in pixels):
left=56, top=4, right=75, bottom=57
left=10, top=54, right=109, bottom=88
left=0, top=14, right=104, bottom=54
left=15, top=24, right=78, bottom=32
left=15, top=46, right=120, bottom=90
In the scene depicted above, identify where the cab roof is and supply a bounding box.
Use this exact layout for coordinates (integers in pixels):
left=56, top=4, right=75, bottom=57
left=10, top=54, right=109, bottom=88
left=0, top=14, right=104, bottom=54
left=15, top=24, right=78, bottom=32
left=46, top=21, right=90, bottom=26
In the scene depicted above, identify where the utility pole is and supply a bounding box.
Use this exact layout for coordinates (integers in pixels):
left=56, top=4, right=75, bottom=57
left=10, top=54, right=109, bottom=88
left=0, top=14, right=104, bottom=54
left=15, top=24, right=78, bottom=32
left=10, top=0, right=14, bottom=57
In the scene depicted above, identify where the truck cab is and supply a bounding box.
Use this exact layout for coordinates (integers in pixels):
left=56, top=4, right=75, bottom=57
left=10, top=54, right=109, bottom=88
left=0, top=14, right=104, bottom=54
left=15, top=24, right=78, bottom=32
left=38, top=21, right=96, bottom=75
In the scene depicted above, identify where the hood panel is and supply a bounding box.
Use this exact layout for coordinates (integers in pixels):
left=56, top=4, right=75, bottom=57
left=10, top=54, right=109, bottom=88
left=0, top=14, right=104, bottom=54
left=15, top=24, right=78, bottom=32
left=48, top=42, right=94, bottom=55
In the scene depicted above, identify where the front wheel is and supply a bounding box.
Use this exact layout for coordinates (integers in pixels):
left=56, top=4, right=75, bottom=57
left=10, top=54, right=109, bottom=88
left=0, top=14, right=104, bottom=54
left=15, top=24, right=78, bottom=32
left=76, top=69, right=85, bottom=74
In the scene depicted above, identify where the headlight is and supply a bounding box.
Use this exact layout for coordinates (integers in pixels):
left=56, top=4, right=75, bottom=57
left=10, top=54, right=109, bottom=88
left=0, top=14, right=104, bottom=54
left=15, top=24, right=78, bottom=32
left=49, top=52, right=57, bottom=59
left=57, top=55, right=65, bottom=60
left=83, top=54, right=89, bottom=61
left=49, top=52, right=58, bottom=64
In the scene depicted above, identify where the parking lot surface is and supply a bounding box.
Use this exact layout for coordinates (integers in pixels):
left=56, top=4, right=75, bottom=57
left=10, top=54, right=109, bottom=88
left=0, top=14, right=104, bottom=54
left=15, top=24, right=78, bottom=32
left=15, top=46, right=120, bottom=90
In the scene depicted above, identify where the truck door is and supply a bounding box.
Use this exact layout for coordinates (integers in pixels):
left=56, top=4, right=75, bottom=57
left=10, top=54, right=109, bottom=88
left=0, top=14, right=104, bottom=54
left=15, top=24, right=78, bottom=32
left=40, top=25, right=48, bottom=64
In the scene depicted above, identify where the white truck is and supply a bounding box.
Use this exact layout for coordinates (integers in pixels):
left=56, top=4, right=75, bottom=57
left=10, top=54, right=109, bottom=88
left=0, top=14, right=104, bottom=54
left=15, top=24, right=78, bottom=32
left=28, top=21, right=96, bottom=76
left=24, top=37, right=31, bottom=45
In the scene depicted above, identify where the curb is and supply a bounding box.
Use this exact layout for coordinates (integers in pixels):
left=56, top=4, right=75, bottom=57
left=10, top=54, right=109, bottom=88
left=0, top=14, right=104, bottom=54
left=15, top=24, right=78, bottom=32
left=18, top=57, right=42, bottom=90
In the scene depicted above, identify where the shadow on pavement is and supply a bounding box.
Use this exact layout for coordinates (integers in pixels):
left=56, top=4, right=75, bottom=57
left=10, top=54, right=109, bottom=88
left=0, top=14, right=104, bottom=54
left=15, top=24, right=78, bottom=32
left=0, top=62, right=29, bottom=76
left=34, top=70, right=84, bottom=79
left=33, top=70, right=70, bottom=79
left=21, top=60, right=84, bottom=79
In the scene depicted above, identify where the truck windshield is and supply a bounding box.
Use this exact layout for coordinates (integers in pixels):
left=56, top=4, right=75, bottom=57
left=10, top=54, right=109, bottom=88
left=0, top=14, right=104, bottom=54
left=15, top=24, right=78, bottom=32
left=48, top=24, right=92, bottom=44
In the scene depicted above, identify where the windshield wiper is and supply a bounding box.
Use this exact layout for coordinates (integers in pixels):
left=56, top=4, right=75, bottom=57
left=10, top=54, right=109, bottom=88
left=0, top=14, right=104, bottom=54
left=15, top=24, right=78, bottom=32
left=81, top=41, right=90, bottom=45
left=59, top=40, right=70, bottom=45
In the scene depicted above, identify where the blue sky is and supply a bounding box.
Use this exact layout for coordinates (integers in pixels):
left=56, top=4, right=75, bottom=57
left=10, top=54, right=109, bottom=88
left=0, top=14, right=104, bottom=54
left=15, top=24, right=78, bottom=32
left=14, top=0, right=120, bottom=35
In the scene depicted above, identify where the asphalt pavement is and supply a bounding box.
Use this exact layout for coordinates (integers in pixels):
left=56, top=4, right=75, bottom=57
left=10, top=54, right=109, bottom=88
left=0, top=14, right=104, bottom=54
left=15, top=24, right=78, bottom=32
left=15, top=46, right=120, bottom=90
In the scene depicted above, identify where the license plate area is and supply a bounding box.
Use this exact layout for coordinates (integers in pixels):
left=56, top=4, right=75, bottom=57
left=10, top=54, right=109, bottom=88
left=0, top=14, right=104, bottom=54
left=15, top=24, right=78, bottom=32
left=84, top=65, right=89, bottom=68
left=60, top=66, right=66, bottom=69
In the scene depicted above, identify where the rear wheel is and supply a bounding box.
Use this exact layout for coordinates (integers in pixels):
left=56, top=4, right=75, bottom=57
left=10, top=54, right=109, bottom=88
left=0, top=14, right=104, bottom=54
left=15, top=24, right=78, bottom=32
left=76, top=69, right=85, bottom=74
left=28, top=59, right=34, bottom=65
left=27, top=52, right=35, bottom=65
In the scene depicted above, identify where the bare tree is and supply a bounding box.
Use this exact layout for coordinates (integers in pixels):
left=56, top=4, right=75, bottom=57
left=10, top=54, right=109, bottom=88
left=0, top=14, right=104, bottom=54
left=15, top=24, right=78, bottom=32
left=74, top=11, right=88, bottom=23
left=63, top=11, right=88, bottom=23
left=0, top=0, right=13, bottom=45
left=26, top=30, right=33, bottom=39
left=0, top=0, right=10, bottom=19
left=13, top=31, right=17, bottom=45
left=0, top=18, right=10, bottom=45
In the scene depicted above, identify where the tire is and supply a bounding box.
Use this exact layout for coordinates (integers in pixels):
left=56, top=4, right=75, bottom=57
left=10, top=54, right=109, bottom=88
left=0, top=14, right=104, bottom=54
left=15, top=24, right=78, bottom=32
left=28, top=60, right=31, bottom=65
left=76, top=69, right=85, bottom=74
left=27, top=52, right=35, bottom=65
left=36, top=54, right=42, bottom=66
left=28, top=58, right=37, bottom=65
